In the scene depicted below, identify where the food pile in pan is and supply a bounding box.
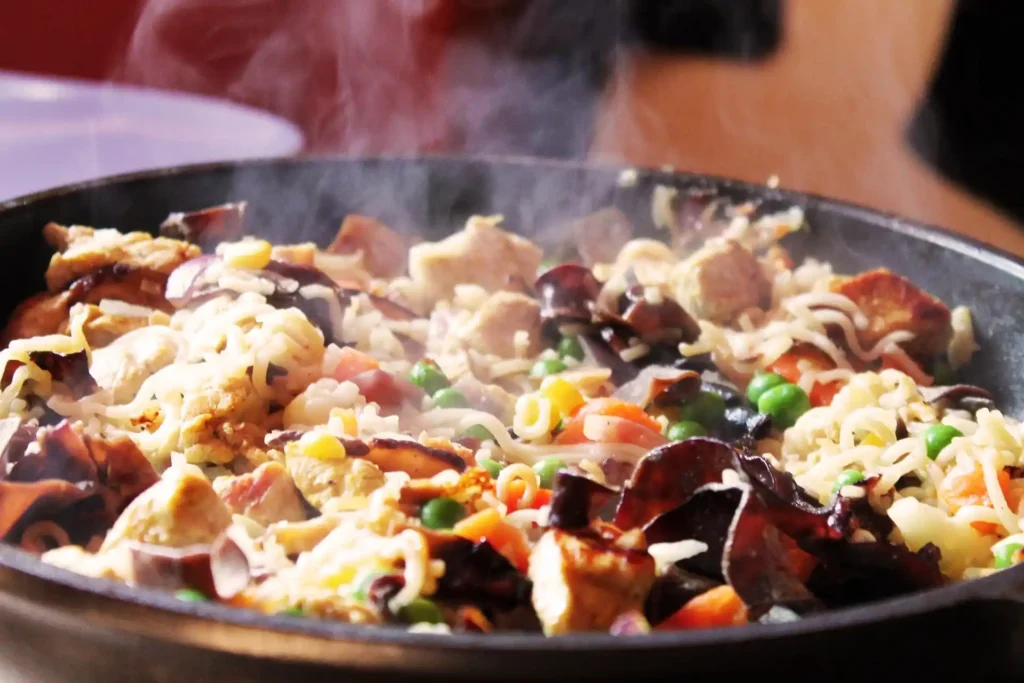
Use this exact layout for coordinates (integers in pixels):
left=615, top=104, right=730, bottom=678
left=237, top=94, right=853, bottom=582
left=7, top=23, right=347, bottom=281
left=0, top=189, right=1018, bottom=636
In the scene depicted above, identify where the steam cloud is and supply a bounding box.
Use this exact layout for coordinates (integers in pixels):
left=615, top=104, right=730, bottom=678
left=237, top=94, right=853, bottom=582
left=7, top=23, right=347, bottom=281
left=116, top=0, right=623, bottom=159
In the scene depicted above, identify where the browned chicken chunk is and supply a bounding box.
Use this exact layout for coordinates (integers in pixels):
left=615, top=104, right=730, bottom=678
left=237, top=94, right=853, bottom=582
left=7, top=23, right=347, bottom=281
left=674, top=239, right=772, bottom=325
left=528, top=529, right=656, bottom=635
left=830, top=267, right=952, bottom=358
left=101, top=464, right=233, bottom=551
left=285, top=452, right=386, bottom=509
left=328, top=215, right=408, bottom=279
left=456, top=291, right=543, bottom=358
left=408, top=216, right=542, bottom=305
left=43, top=223, right=199, bottom=292
left=0, top=291, right=71, bottom=345
left=213, top=461, right=308, bottom=527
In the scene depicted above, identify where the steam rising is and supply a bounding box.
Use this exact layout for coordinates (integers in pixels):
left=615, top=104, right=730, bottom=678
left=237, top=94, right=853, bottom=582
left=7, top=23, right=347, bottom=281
left=117, top=0, right=621, bottom=158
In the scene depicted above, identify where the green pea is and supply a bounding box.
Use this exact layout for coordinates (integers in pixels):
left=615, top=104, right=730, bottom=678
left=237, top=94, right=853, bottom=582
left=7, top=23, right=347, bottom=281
left=832, top=469, right=865, bottom=492
left=746, top=372, right=788, bottom=405
left=557, top=336, right=585, bottom=362
left=666, top=420, right=708, bottom=442
left=679, top=390, right=727, bottom=428
left=277, top=607, right=305, bottom=617
left=757, top=383, right=810, bottom=430
left=409, top=360, right=450, bottom=396
left=398, top=597, right=445, bottom=625
left=533, top=457, right=567, bottom=489
left=174, top=588, right=208, bottom=603
left=530, top=358, right=568, bottom=378
left=923, top=424, right=963, bottom=461
left=477, top=457, right=502, bottom=479
left=995, top=543, right=1023, bottom=570
left=420, top=497, right=467, bottom=530
left=432, top=387, right=469, bottom=409
left=463, top=424, right=495, bottom=441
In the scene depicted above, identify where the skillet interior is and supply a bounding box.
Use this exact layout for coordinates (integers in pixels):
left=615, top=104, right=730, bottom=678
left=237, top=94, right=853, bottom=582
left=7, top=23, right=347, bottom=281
left=1, top=156, right=1024, bottom=680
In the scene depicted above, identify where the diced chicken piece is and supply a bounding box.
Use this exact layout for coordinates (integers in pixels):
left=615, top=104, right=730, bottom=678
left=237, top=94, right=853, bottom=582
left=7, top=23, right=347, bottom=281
left=327, top=215, right=408, bottom=279
left=408, top=215, right=542, bottom=305
left=528, top=529, right=655, bottom=635
left=41, top=545, right=131, bottom=581
left=0, top=291, right=70, bottom=345
left=830, top=268, right=952, bottom=358
left=44, top=223, right=200, bottom=292
left=213, top=461, right=308, bottom=527
left=101, top=463, right=233, bottom=551
left=73, top=303, right=154, bottom=348
left=455, top=291, right=543, bottom=358
left=89, top=326, right=181, bottom=403
left=179, top=372, right=265, bottom=464
left=271, top=243, right=317, bottom=267
left=264, top=514, right=341, bottom=556
left=673, top=239, right=772, bottom=325
left=285, top=453, right=386, bottom=509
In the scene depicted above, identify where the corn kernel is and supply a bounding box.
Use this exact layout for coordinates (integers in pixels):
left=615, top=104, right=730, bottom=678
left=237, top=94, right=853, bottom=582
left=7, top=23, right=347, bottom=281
left=861, top=433, right=885, bottom=447
left=295, top=430, right=347, bottom=460
left=540, top=377, right=584, bottom=418
left=323, top=565, right=359, bottom=590
left=329, top=408, right=359, bottom=437
left=222, top=238, right=272, bottom=270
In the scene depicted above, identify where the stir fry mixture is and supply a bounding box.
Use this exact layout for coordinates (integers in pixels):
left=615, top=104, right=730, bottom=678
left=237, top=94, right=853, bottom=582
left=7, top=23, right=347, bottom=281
left=0, top=191, right=1016, bottom=636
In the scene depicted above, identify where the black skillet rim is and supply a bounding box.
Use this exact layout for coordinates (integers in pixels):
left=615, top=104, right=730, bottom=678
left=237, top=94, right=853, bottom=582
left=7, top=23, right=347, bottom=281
left=0, top=153, right=1022, bottom=656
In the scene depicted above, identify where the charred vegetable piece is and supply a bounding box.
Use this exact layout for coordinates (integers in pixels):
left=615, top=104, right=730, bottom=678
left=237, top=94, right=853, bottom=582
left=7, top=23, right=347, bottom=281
left=535, top=263, right=601, bottom=329
left=28, top=351, right=97, bottom=398
left=428, top=533, right=532, bottom=609
left=547, top=471, right=617, bottom=530
left=160, top=202, right=247, bottom=244
left=612, top=365, right=701, bottom=410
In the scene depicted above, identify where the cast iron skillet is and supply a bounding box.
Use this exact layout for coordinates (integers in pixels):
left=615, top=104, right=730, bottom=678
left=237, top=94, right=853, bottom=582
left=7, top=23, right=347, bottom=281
left=0, top=157, right=1023, bottom=681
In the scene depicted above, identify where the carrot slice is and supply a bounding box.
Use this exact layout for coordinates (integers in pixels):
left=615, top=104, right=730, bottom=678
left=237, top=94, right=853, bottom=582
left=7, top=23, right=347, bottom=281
left=657, top=586, right=749, bottom=630
left=767, top=345, right=843, bottom=407
left=453, top=508, right=530, bottom=572
left=555, top=398, right=662, bottom=445
left=939, top=460, right=1015, bottom=534
left=503, top=479, right=527, bottom=511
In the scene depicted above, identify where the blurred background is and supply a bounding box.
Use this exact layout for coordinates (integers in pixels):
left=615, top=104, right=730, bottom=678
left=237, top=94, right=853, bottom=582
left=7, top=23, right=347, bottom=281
left=0, top=0, right=1021, bottom=252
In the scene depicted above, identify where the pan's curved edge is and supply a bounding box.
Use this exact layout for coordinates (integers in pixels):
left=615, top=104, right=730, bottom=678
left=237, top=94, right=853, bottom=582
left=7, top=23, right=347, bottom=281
left=0, top=155, right=1022, bottom=671
left=2, top=152, right=1022, bottom=279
